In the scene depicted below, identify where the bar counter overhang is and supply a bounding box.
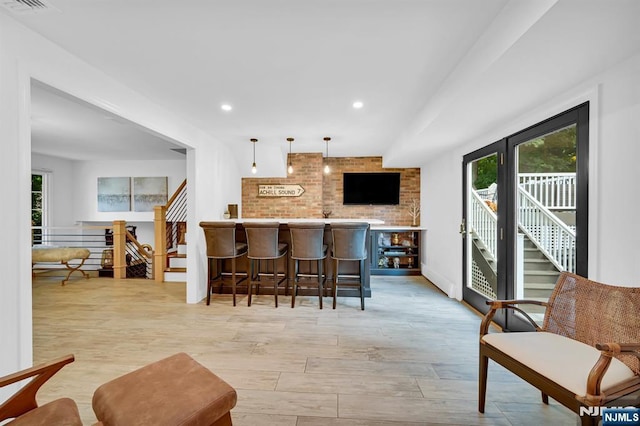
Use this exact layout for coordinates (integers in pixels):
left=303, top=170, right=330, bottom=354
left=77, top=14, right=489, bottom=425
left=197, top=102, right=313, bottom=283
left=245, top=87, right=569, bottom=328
left=202, top=218, right=384, bottom=300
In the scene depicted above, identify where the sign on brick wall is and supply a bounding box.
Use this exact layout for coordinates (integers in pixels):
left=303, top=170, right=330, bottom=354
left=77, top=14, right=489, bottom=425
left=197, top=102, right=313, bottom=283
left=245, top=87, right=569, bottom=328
left=258, top=184, right=305, bottom=197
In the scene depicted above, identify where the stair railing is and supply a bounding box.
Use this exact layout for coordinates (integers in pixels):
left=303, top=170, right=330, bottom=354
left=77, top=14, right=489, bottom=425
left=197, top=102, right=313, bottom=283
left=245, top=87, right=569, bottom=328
left=517, top=187, right=576, bottom=273
left=518, top=173, right=576, bottom=209
left=124, top=228, right=154, bottom=279
left=31, top=223, right=152, bottom=280
left=470, top=189, right=497, bottom=260
left=154, top=179, right=187, bottom=282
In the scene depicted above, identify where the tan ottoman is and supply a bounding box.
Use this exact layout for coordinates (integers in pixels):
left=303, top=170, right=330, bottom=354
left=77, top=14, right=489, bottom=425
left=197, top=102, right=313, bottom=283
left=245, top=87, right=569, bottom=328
left=92, top=353, right=237, bottom=426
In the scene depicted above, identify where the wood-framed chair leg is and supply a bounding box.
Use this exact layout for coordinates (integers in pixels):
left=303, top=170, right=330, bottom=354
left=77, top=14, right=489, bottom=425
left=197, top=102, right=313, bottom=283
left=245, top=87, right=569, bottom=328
left=541, top=391, right=549, bottom=405
left=478, top=350, right=488, bottom=413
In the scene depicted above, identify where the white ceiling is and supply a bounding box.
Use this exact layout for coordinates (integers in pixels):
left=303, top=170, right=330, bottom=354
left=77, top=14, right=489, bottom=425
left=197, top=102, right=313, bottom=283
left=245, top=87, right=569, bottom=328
left=9, top=0, right=640, bottom=167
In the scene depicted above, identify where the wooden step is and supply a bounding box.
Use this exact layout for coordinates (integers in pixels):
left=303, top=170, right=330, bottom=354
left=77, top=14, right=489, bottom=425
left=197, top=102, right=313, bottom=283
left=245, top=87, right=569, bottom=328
left=524, top=282, right=556, bottom=290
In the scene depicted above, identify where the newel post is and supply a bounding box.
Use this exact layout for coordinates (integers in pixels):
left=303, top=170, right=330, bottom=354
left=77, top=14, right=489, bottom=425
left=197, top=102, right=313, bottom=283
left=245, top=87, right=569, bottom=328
left=112, top=220, right=127, bottom=279
left=154, top=205, right=167, bottom=283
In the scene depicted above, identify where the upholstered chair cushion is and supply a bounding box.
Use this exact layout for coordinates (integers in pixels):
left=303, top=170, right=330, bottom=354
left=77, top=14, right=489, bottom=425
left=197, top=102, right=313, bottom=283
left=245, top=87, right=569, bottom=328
left=8, top=398, right=82, bottom=426
left=482, top=332, right=636, bottom=396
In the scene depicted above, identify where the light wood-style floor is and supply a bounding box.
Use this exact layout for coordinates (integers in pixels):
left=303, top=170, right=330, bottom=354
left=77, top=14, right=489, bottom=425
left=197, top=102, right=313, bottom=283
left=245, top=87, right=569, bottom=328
left=32, top=275, right=577, bottom=425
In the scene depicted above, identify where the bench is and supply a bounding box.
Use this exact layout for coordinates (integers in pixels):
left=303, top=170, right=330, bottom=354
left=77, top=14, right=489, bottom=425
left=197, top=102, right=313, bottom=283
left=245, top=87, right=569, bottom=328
left=32, top=247, right=91, bottom=285
left=479, top=272, right=640, bottom=425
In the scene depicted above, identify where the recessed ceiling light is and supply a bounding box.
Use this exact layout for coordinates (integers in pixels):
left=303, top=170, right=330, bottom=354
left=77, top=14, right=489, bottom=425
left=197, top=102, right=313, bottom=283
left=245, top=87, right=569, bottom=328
left=221, top=104, right=232, bottom=111
left=352, top=101, right=364, bottom=109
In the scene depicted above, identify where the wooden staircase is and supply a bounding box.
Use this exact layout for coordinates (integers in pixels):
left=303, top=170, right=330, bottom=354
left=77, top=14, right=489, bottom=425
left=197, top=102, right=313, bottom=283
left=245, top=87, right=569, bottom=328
left=521, top=235, right=560, bottom=316
left=164, top=222, right=187, bottom=282
left=154, top=180, right=187, bottom=283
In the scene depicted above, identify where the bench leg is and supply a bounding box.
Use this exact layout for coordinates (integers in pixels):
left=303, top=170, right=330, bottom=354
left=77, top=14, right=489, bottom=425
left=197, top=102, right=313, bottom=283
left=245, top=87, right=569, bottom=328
left=61, top=258, right=90, bottom=286
left=541, top=391, right=549, bottom=405
left=478, top=348, right=489, bottom=413
left=212, top=411, right=232, bottom=426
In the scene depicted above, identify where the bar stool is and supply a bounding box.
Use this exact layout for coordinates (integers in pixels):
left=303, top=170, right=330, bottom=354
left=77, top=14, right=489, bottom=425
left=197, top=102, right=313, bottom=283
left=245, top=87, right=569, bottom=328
left=199, top=221, right=247, bottom=306
left=289, top=222, right=328, bottom=309
left=331, top=222, right=369, bottom=310
left=244, top=222, right=288, bottom=307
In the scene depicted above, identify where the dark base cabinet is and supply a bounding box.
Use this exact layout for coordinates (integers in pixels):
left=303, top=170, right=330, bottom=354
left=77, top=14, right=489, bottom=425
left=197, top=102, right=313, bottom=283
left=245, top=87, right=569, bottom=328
left=371, top=228, right=421, bottom=276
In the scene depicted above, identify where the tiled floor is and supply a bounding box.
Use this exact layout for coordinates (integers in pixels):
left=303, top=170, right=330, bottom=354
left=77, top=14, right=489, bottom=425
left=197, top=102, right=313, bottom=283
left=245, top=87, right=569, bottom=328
left=31, top=275, right=577, bottom=425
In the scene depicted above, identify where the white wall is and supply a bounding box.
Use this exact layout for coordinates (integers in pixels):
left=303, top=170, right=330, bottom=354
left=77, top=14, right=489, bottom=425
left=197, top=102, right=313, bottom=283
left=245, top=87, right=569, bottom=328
left=32, top=153, right=76, bottom=227
left=0, top=12, right=241, bottom=394
left=72, top=159, right=186, bottom=223
left=30, top=155, right=186, bottom=246
left=422, top=52, right=640, bottom=300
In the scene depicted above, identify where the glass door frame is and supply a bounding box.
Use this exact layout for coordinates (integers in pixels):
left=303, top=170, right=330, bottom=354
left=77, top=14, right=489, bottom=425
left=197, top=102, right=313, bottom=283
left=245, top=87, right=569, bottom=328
left=462, top=140, right=507, bottom=327
left=504, top=102, right=589, bottom=330
left=463, top=102, right=589, bottom=331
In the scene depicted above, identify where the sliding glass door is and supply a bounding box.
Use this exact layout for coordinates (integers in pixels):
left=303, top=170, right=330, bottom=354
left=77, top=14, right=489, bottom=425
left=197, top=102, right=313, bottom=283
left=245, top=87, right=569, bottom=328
left=463, top=103, right=589, bottom=331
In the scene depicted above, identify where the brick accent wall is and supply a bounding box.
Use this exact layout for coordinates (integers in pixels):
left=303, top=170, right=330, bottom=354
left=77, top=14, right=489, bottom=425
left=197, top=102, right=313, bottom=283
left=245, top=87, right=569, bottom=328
left=242, top=154, right=420, bottom=226
left=242, top=153, right=324, bottom=218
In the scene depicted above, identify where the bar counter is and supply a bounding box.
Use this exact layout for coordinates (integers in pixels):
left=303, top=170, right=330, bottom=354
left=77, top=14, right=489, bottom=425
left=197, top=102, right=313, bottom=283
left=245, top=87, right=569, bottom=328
left=206, top=219, right=384, bottom=300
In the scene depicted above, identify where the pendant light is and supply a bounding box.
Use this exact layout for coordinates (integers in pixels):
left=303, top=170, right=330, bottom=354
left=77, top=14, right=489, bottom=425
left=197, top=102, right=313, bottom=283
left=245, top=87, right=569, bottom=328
left=287, top=137, right=294, bottom=174
left=323, top=137, right=331, bottom=174
left=250, top=138, right=258, bottom=174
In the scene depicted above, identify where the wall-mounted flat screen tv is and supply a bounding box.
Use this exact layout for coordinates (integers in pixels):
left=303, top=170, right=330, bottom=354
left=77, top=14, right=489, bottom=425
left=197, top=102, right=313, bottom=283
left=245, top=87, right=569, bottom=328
left=343, top=172, right=401, bottom=205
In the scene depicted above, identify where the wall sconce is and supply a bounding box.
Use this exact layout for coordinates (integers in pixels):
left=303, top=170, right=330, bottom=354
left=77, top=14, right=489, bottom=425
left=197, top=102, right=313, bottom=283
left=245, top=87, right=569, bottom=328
left=250, top=138, right=258, bottom=174
left=287, top=137, right=294, bottom=174
left=323, top=137, right=331, bottom=174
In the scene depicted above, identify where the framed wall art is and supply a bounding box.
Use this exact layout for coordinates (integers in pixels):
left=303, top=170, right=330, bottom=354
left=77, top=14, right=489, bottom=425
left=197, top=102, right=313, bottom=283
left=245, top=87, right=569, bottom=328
left=97, top=177, right=131, bottom=212
left=133, top=177, right=168, bottom=212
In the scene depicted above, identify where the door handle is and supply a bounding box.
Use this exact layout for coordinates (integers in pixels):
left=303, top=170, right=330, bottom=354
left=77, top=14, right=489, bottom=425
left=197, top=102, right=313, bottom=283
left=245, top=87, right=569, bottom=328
left=459, top=219, right=466, bottom=236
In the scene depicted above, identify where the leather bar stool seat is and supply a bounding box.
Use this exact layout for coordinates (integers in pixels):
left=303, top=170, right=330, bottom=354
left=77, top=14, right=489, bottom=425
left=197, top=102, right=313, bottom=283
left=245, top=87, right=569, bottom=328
left=244, top=222, right=288, bottom=307
left=200, top=221, right=247, bottom=306
left=289, top=222, right=328, bottom=309
left=331, top=222, right=369, bottom=310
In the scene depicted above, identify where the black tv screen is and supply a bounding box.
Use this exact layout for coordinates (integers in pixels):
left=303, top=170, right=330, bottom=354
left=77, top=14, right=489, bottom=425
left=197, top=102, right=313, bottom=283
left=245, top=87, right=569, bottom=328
left=343, top=173, right=401, bottom=205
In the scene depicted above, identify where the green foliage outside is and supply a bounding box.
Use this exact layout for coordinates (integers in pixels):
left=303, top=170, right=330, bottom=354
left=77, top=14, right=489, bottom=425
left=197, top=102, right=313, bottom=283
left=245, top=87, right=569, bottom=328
left=473, top=155, right=497, bottom=189
left=32, top=174, right=43, bottom=243
left=518, top=125, right=576, bottom=173
left=472, top=125, right=577, bottom=190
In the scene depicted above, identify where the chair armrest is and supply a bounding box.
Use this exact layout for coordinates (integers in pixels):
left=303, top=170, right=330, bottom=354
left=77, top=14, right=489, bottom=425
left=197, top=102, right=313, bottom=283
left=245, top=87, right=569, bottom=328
left=596, top=343, right=640, bottom=354
left=480, top=299, right=548, bottom=336
left=584, top=343, right=640, bottom=404
left=0, top=354, right=75, bottom=422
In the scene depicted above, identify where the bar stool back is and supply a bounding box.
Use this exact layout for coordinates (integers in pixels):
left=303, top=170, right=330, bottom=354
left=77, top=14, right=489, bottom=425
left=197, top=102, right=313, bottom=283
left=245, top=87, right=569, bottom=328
left=200, top=222, right=247, bottom=306
left=289, top=222, right=328, bottom=309
left=331, top=222, right=369, bottom=310
left=244, top=222, right=288, bottom=307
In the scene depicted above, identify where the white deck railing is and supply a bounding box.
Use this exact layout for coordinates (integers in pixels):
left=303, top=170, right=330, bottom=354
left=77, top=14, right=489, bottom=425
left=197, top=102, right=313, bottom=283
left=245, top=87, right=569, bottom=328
left=470, top=182, right=576, bottom=274
left=517, top=188, right=576, bottom=273
left=518, top=173, right=576, bottom=209
left=470, top=190, right=497, bottom=260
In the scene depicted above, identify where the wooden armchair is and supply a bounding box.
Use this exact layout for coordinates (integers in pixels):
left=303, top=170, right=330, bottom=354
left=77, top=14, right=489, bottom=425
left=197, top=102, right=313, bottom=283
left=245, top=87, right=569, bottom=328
left=479, top=272, right=640, bottom=425
left=0, top=354, right=82, bottom=425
